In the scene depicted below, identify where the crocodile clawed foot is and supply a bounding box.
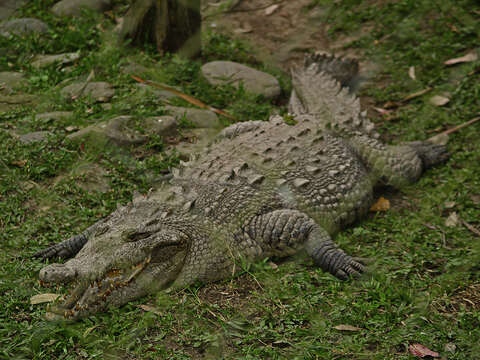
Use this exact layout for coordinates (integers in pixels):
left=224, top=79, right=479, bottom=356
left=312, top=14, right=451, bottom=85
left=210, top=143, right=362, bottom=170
left=407, top=141, right=449, bottom=168
left=333, top=256, right=366, bottom=280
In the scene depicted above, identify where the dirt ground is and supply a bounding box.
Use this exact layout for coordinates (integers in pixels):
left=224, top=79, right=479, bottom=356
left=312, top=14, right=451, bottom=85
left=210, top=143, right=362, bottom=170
left=203, top=0, right=332, bottom=70
left=203, top=0, right=380, bottom=112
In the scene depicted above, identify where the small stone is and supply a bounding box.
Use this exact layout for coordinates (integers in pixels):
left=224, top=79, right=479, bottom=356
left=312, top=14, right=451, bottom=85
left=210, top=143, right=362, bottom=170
left=61, top=81, right=115, bottom=102
left=0, top=94, right=36, bottom=112
left=36, top=111, right=73, bottom=122
left=103, top=116, right=147, bottom=145
left=201, top=61, right=281, bottom=99
left=31, top=53, right=80, bottom=68
left=122, top=62, right=150, bottom=76
left=0, top=0, right=28, bottom=21
left=165, top=106, right=220, bottom=129
left=51, top=0, right=112, bottom=17
left=67, top=116, right=146, bottom=147
left=0, top=18, right=48, bottom=37
left=19, top=131, right=52, bottom=144
left=0, top=72, right=26, bottom=90
left=143, top=116, right=178, bottom=136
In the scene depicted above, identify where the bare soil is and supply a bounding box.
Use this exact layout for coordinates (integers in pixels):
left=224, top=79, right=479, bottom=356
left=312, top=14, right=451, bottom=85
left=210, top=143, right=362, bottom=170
left=204, top=0, right=331, bottom=69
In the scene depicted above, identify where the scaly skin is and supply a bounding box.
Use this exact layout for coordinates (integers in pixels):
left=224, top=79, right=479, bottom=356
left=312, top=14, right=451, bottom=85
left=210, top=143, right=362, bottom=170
left=35, top=53, right=448, bottom=319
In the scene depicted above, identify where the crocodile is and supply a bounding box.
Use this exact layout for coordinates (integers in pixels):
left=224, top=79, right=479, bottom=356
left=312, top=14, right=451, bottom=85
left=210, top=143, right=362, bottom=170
left=35, top=53, right=448, bottom=319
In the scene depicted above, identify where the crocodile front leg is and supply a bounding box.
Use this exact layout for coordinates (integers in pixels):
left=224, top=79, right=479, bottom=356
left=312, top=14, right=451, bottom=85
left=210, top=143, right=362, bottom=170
left=304, top=226, right=364, bottom=279
left=242, top=209, right=364, bottom=279
left=33, top=219, right=107, bottom=260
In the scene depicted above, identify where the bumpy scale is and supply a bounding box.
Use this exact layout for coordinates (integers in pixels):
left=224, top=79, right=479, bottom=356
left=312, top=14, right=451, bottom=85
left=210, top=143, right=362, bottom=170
left=35, top=53, right=448, bottom=319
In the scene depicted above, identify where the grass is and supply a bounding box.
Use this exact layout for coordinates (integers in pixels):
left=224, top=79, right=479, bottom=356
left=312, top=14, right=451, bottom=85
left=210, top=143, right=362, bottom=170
left=1, top=0, right=479, bottom=359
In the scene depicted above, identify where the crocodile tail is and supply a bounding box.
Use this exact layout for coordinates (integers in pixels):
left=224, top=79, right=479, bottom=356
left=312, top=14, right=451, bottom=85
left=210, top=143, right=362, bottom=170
left=304, top=52, right=359, bottom=86
left=289, top=52, right=378, bottom=138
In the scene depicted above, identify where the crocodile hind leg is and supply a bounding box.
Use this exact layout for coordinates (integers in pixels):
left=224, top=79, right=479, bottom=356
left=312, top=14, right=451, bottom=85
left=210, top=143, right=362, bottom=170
left=241, top=209, right=364, bottom=279
left=348, top=134, right=448, bottom=188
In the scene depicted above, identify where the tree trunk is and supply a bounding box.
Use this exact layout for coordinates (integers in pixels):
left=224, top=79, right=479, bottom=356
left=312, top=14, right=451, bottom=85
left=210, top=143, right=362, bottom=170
left=120, top=0, right=201, bottom=59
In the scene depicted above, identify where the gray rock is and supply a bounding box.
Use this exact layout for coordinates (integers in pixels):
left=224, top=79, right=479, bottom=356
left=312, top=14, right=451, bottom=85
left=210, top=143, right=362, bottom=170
left=31, top=52, right=80, bottom=68
left=68, top=116, right=147, bottom=146
left=36, top=111, right=73, bottom=122
left=0, top=93, right=36, bottom=112
left=0, top=18, right=48, bottom=37
left=144, top=116, right=178, bottom=136
left=165, top=106, right=220, bottom=129
left=19, top=131, right=52, bottom=144
left=0, top=0, right=28, bottom=21
left=201, top=61, right=281, bottom=99
left=0, top=71, right=26, bottom=91
left=61, top=81, right=114, bottom=102
left=122, top=62, right=150, bottom=76
left=51, top=0, right=112, bottom=17
left=52, top=0, right=112, bottom=16
left=103, top=116, right=147, bottom=145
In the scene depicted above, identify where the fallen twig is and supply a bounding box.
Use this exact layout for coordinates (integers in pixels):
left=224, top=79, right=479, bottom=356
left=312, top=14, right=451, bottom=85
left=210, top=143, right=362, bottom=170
left=430, top=116, right=480, bottom=138
left=462, top=219, right=480, bottom=237
left=427, top=115, right=480, bottom=144
left=131, top=75, right=238, bottom=122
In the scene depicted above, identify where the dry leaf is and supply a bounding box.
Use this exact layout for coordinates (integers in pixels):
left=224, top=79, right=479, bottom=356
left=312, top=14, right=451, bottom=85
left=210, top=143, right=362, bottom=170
left=447, top=24, right=459, bottom=33
left=409, top=343, right=440, bottom=358
left=11, top=160, right=27, bottom=167
left=383, top=100, right=401, bottom=109
left=137, top=304, right=162, bottom=315
left=45, top=312, right=62, bottom=321
left=65, top=126, right=79, bottom=132
left=403, top=87, right=432, bottom=102
left=267, top=261, right=278, bottom=270
left=428, top=133, right=449, bottom=145
left=334, top=324, right=362, bottom=331
left=234, top=23, right=253, bottom=34
left=430, top=95, right=450, bottom=106
left=462, top=220, right=480, bottom=237
left=265, top=4, right=279, bottom=15
left=444, top=201, right=456, bottom=209
left=470, top=194, right=480, bottom=205
left=370, top=196, right=390, bottom=212
left=444, top=51, right=478, bottom=66
left=30, top=293, right=61, bottom=305
left=234, top=27, right=253, bottom=34
left=445, top=212, right=459, bottom=227
left=409, top=66, right=416, bottom=80
left=373, top=107, right=392, bottom=115
left=444, top=342, right=456, bottom=353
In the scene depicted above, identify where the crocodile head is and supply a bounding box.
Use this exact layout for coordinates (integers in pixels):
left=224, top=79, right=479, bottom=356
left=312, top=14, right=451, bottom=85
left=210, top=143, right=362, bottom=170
left=39, top=199, right=190, bottom=319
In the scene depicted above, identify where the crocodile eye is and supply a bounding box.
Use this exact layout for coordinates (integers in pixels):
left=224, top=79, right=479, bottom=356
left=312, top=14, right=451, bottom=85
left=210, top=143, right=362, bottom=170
left=122, top=228, right=151, bottom=242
